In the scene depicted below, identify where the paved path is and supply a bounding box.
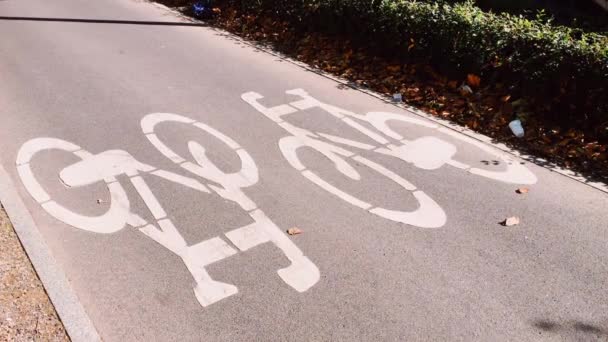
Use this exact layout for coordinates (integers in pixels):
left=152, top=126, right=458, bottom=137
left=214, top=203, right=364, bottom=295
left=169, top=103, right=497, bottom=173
left=1, top=0, right=608, bottom=340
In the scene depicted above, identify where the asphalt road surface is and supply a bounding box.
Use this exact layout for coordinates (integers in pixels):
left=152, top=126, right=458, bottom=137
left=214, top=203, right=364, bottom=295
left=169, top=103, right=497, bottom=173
left=1, top=0, right=608, bottom=341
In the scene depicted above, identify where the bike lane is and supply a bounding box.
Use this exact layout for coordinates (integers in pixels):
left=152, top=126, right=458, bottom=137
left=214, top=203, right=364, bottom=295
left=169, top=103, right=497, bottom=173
left=1, top=0, right=608, bottom=341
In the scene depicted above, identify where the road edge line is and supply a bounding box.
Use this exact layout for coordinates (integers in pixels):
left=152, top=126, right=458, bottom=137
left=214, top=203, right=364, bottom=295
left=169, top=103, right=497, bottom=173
left=0, top=163, right=101, bottom=342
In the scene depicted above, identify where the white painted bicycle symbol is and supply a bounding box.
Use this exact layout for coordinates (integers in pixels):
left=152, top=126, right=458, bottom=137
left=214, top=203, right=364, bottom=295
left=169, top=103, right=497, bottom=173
left=242, top=89, right=537, bottom=228
left=16, top=113, right=319, bottom=307
left=16, top=89, right=536, bottom=308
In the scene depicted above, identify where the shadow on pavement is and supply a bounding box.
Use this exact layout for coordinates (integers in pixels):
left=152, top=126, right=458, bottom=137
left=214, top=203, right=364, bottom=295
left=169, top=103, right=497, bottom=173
left=0, top=16, right=208, bottom=26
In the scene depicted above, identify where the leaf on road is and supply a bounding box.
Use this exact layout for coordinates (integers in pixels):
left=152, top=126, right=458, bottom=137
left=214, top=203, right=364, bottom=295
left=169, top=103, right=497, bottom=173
left=502, top=217, right=520, bottom=226
left=287, top=227, right=302, bottom=235
left=516, top=187, right=529, bottom=194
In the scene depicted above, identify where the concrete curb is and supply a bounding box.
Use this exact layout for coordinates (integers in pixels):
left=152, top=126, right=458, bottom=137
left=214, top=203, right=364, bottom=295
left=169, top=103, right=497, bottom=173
left=0, top=164, right=101, bottom=342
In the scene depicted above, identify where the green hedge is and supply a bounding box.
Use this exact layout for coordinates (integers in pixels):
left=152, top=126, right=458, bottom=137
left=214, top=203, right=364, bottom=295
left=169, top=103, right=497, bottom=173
left=217, top=0, right=608, bottom=127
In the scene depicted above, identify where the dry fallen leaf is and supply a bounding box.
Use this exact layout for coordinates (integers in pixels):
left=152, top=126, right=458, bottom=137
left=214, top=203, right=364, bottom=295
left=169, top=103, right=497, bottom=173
left=343, top=49, right=353, bottom=59
left=447, top=81, right=458, bottom=89
left=503, top=217, right=520, bottom=227
left=287, top=227, right=302, bottom=235
left=516, top=187, right=529, bottom=194
left=466, top=119, right=480, bottom=130
left=467, top=74, right=481, bottom=88
left=386, top=65, right=401, bottom=73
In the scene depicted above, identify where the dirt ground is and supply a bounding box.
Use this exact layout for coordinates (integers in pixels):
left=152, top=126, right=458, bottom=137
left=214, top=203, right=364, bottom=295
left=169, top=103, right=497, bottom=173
left=0, top=206, right=69, bottom=341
